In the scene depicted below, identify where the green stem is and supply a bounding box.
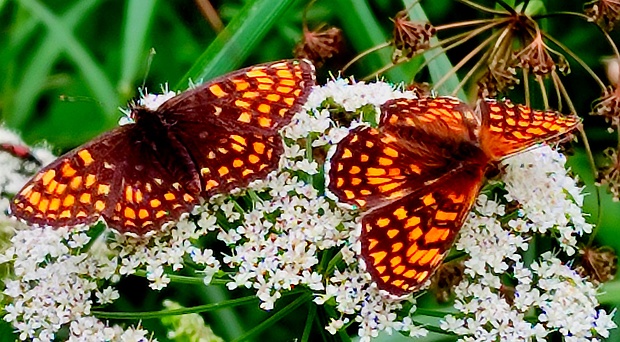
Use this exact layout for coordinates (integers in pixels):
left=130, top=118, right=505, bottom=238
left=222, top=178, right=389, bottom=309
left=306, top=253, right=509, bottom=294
left=231, top=292, right=313, bottom=342
left=133, top=269, right=228, bottom=286
left=93, top=295, right=259, bottom=319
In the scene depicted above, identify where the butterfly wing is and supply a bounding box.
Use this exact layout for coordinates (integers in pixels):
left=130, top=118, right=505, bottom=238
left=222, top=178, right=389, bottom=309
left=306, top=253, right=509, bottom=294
left=327, top=97, right=480, bottom=209
left=380, top=97, right=480, bottom=135
left=10, top=125, right=198, bottom=235
left=479, top=99, right=581, bottom=160
left=160, top=59, right=316, bottom=134
left=174, top=129, right=284, bottom=196
left=360, top=167, right=484, bottom=297
left=11, top=127, right=129, bottom=228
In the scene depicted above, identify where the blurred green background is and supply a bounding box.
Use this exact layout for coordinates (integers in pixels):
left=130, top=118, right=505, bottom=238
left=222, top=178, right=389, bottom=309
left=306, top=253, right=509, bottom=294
left=1, top=0, right=620, bottom=341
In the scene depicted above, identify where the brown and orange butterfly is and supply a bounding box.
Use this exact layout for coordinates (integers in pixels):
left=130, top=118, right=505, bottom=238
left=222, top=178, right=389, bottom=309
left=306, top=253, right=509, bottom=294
left=327, top=96, right=581, bottom=297
left=11, top=60, right=316, bottom=236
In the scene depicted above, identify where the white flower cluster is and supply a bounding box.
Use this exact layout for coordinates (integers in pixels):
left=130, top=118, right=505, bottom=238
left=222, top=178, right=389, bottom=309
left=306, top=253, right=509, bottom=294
left=442, top=252, right=616, bottom=341
left=501, top=146, right=593, bottom=255
left=1, top=226, right=153, bottom=341
left=1, top=213, right=220, bottom=340
left=221, top=172, right=352, bottom=310
left=446, top=146, right=614, bottom=341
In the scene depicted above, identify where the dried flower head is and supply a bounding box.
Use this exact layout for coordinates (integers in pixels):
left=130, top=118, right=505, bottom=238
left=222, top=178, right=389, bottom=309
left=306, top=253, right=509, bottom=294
left=585, top=0, right=620, bottom=31
left=391, top=10, right=436, bottom=62
left=515, top=35, right=569, bottom=76
left=592, top=86, right=620, bottom=127
left=597, top=147, right=620, bottom=200
left=294, top=24, right=343, bottom=67
left=478, top=63, right=520, bottom=98
left=577, top=245, right=618, bottom=284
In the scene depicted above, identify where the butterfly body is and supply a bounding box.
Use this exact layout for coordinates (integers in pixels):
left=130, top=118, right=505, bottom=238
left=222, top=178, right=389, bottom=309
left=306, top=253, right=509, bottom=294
left=11, top=60, right=316, bottom=236
left=327, top=96, right=580, bottom=297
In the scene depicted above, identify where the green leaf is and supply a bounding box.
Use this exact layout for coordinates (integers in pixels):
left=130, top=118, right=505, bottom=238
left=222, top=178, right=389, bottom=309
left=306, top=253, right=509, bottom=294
left=6, top=0, right=103, bottom=129
left=176, top=0, right=296, bottom=89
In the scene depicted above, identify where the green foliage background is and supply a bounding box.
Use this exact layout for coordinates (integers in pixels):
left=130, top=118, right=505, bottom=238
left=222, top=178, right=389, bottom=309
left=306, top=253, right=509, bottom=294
left=1, top=0, right=619, bottom=341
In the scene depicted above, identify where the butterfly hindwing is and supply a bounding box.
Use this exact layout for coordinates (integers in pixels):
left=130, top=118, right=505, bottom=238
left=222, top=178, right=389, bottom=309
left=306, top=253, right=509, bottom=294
left=99, top=129, right=199, bottom=235
left=176, top=129, right=284, bottom=196
left=361, top=169, right=484, bottom=297
left=10, top=126, right=200, bottom=235
left=11, top=127, right=129, bottom=228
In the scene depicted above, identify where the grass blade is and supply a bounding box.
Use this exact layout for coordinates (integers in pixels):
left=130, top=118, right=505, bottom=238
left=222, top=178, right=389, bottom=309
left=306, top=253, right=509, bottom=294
left=176, top=0, right=296, bottom=89
left=334, top=0, right=420, bottom=83
left=7, top=0, right=101, bottom=129
left=231, top=292, right=312, bottom=342
left=405, top=0, right=466, bottom=99
left=17, top=0, right=118, bottom=125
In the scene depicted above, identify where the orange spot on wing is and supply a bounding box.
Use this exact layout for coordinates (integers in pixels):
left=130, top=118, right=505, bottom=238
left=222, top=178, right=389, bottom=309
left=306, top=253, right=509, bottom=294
left=78, top=150, right=94, bottom=166
left=124, top=207, right=136, bottom=219
left=209, top=84, right=227, bottom=97
left=42, top=170, right=56, bottom=186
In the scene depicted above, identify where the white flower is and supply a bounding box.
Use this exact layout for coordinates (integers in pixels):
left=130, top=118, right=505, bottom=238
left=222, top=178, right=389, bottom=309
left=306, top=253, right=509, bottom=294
left=95, top=286, right=120, bottom=305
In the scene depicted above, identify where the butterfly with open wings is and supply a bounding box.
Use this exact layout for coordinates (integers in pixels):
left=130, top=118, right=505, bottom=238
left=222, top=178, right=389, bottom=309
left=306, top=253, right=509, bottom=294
left=11, top=60, right=316, bottom=236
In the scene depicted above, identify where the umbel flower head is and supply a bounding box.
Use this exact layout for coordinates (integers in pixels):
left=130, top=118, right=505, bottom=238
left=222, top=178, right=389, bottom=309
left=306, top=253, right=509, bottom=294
left=577, top=245, right=618, bottom=284
left=391, top=10, right=436, bottom=62
left=0, top=80, right=615, bottom=341
left=478, top=63, right=520, bottom=98
left=592, top=86, right=620, bottom=128
left=585, top=0, right=620, bottom=31
left=294, top=24, right=343, bottom=67
left=515, top=34, right=569, bottom=76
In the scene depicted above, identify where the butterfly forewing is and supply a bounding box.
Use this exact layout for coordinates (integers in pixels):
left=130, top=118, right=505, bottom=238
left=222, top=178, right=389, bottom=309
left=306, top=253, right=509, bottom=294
left=380, top=97, right=479, bottom=136
left=361, top=169, right=483, bottom=296
left=328, top=126, right=428, bottom=209
left=160, top=60, right=315, bottom=134
left=328, top=97, right=480, bottom=210
left=479, top=99, right=581, bottom=160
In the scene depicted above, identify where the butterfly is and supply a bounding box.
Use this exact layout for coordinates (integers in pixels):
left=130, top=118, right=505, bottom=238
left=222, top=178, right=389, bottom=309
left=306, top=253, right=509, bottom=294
left=11, top=59, right=316, bottom=236
left=326, top=96, right=581, bottom=297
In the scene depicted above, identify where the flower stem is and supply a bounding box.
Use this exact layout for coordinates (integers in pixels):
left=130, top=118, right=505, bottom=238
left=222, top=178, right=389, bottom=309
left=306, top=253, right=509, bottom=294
left=341, top=42, right=391, bottom=75
left=93, top=295, right=260, bottom=319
